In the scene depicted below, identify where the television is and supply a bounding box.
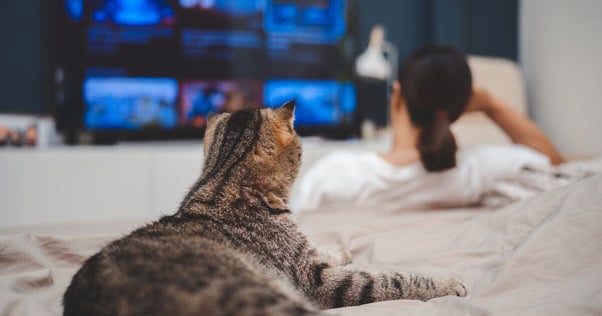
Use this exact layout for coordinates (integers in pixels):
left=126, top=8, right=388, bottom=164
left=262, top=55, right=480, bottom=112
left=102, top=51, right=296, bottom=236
left=53, top=0, right=359, bottom=143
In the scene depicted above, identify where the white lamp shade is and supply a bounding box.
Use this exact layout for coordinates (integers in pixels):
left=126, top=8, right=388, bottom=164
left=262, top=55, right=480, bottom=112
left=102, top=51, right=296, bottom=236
left=355, top=46, right=391, bottom=80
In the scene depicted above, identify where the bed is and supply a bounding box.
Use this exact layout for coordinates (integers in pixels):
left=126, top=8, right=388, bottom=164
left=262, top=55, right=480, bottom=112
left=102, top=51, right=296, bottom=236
left=2, top=56, right=601, bottom=315
left=1, top=172, right=601, bottom=315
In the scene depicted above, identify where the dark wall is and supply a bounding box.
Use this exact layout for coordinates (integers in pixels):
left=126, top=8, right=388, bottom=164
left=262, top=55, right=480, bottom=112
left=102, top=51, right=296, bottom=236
left=0, top=0, right=517, bottom=115
left=355, top=0, right=432, bottom=65
left=0, top=1, right=53, bottom=115
left=355, top=0, right=518, bottom=63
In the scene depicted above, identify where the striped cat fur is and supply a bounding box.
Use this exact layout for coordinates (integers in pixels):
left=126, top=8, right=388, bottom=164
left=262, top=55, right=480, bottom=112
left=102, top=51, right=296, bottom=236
left=63, top=101, right=466, bottom=316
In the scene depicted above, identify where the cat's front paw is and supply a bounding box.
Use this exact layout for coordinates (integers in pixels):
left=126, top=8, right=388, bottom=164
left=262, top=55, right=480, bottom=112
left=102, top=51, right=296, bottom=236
left=319, top=247, right=352, bottom=266
left=437, top=278, right=467, bottom=297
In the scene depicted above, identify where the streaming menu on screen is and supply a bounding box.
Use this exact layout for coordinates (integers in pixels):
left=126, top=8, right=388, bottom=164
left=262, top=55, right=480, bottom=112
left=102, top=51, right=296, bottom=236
left=62, top=0, right=356, bottom=131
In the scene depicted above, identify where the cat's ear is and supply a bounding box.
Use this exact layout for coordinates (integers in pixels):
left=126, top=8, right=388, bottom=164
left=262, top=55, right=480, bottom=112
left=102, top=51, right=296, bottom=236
left=275, top=100, right=296, bottom=125
left=206, top=112, right=219, bottom=128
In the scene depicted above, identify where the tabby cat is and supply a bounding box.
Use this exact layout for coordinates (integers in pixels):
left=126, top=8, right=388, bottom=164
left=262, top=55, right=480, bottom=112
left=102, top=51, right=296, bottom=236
left=63, top=101, right=466, bottom=316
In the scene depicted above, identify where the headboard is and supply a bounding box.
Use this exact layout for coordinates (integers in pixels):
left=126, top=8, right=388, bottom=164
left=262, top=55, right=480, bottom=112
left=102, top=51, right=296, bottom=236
left=452, top=56, right=527, bottom=145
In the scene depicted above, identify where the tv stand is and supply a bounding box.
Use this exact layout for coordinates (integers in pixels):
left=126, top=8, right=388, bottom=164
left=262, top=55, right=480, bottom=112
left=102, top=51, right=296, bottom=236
left=63, top=130, right=79, bottom=145
left=0, top=137, right=389, bottom=228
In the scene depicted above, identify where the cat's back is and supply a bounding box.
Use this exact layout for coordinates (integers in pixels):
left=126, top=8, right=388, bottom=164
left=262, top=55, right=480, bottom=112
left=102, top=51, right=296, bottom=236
left=63, top=104, right=321, bottom=315
left=64, top=219, right=222, bottom=314
left=63, top=217, right=310, bottom=316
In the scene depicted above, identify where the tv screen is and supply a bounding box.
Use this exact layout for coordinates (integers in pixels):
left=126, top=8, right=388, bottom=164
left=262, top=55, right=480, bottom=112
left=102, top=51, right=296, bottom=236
left=54, top=0, right=358, bottom=142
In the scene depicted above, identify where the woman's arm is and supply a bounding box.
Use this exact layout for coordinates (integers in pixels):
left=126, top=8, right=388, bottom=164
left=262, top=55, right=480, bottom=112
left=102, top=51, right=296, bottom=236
left=466, top=87, right=565, bottom=165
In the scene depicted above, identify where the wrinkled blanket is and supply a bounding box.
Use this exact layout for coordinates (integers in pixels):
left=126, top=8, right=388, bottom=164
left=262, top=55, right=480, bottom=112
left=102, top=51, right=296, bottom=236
left=1, top=175, right=602, bottom=315
left=482, top=157, right=602, bottom=207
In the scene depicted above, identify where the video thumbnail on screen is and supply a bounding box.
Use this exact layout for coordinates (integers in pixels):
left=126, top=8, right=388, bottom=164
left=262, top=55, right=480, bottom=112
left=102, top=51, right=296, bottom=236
left=180, top=80, right=264, bottom=127
left=264, top=0, right=346, bottom=43
left=84, top=77, right=179, bottom=130
left=264, top=80, right=355, bottom=125
left=90, top=0, right=176, bottom=26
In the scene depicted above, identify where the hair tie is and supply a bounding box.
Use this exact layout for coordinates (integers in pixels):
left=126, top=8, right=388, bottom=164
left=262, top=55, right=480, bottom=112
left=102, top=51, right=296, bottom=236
left=435, top=110, right=448, bottom=122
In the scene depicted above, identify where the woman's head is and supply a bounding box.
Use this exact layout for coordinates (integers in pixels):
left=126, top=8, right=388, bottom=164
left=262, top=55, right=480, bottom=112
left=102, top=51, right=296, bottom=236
left=398, top=45, right=472, bottom=172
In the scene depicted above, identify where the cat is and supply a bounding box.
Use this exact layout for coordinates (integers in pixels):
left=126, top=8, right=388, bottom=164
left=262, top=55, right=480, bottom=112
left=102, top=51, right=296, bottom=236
left=63, top=101, right=466, bottom=316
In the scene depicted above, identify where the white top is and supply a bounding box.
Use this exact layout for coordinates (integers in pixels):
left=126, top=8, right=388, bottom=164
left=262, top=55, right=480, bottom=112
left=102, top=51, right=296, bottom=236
left=290, top=145, right=550, bottom=213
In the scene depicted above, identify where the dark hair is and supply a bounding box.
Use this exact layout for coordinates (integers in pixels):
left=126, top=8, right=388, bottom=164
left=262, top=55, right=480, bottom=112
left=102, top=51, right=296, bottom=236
left=398, top=45, right=472, bottom=172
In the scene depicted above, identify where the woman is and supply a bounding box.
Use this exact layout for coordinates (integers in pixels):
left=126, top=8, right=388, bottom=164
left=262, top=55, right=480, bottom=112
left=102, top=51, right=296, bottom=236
left=291, top=45, right=563, bottom=212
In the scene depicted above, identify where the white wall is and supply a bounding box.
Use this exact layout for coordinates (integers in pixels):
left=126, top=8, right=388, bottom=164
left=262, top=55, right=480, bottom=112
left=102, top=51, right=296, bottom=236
left=520, top=0, right=602, bottom=157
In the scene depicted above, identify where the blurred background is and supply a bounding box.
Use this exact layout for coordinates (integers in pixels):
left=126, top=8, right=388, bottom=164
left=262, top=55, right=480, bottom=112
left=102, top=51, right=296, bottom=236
left=0, top=0, right=600, bottom=155
left=0, top=0, right=600, bottom=228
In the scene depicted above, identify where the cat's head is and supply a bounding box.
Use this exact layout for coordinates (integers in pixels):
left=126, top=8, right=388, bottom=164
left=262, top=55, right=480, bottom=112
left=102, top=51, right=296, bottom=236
left=201, top=101, right=301, bottom=207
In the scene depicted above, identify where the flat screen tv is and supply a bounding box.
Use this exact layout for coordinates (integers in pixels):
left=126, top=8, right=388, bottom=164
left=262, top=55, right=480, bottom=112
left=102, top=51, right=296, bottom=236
left=53, top=0, right=359, bottom=143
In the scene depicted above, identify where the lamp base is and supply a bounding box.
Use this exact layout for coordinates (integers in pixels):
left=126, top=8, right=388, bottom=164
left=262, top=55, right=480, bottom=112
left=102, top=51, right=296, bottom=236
left=355, top=78, right=388, bottom=128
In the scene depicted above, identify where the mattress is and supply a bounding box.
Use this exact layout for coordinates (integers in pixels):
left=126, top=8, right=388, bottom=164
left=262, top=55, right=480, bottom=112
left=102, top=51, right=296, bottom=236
left=1, top=174, right=601, bottom=315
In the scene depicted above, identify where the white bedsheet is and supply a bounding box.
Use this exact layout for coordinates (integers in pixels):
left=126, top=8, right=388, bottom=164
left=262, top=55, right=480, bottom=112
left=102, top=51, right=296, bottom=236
left=1, top=175, right=601, bottom=315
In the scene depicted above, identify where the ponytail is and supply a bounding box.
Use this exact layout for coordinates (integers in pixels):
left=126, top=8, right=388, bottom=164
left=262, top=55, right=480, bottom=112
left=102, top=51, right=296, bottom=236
left=398, top=45, right=472, bottom=172
left=416, top=115, right=457, bottom=172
